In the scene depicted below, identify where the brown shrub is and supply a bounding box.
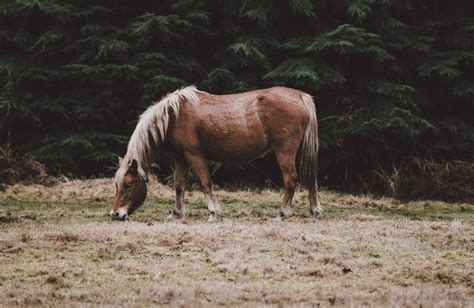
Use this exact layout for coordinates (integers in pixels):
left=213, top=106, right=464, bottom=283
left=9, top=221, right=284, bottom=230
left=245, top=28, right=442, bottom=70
left=0, top=143, right=49, bottom=186
left=396, top=159, right=473, bottom=202
left=367, top=158, right=474, bottom=202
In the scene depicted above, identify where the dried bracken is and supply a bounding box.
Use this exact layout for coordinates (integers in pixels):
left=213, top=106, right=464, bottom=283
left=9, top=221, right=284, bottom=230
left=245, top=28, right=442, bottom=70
left=0, top=143, right=49, bottom=186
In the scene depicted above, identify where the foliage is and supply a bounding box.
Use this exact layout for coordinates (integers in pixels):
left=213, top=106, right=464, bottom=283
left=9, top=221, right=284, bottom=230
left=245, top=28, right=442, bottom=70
left=359, top=158, right=474, bottom=203
left=0, top=143, right=49, bottom=185
left=0, top=0, right=472, bottom=189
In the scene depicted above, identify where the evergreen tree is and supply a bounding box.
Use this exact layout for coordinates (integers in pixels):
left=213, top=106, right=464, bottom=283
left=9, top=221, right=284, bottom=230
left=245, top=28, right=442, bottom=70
left=0, top=0, right=472, bottom=188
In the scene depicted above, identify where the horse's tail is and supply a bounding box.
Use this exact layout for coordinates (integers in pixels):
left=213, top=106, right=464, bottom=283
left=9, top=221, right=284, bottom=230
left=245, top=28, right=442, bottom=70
left=297, top=93, right=319, bottom=189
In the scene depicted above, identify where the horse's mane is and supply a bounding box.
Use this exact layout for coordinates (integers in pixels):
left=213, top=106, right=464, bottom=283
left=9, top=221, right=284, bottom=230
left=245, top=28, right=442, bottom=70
left=115, top=85, right=200, bottom=187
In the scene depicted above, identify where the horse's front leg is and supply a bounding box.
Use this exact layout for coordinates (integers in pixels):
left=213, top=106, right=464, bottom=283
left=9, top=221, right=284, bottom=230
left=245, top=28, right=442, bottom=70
left=183, top=152, right=221, bottom=222
left=168, top=159, right=188, bottom=219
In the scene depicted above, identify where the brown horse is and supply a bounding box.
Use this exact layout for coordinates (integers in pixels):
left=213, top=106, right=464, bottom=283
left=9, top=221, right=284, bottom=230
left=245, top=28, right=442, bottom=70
left=110, top=86, right=322, bottom=221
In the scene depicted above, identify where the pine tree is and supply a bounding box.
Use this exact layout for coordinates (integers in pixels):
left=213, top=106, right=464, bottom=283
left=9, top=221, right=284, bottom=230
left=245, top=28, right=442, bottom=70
left=0, top=0, right=472, bottom=185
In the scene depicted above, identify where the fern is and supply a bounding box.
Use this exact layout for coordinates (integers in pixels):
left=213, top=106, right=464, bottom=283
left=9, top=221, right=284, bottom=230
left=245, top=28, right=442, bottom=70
left=95, top=39, right=130, bottom=60
left=369, top=82, right=416, bottom=108
left=201, top=68, right=236, bottom=92
left=228, top=36, right=270, bottom=68
left=264, top=58, right=320, bottom=88
left=418, top=60, right=463, bottom=79
left=30, top=29, right=64, bottom=52
left=453, top=81, right=474, bottom=97
left=239, top=0, right=268, bottom=27
left=346, top=0, right=373, bottom=21
left=289, top=0, right=315, bottom=17
left=306, top=24, right=393, bottom=61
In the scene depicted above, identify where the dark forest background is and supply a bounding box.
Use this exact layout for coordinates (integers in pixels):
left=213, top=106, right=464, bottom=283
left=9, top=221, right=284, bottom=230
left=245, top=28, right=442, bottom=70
left=1, top=0, right=473, bottom=200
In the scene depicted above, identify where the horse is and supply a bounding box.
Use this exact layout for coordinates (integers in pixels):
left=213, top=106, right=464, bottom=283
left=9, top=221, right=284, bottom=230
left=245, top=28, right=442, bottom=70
left=110, top=85, right=322, bottom=221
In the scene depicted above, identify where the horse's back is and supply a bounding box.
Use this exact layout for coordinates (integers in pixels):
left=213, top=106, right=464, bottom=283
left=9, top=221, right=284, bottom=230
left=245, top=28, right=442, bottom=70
left=196, top=86, right=309, bottom=122
left=170, top=87, right=310, bottom=163
left=197, top=86, right=310, bottom=135
left=199, top=86, right=305, bottom=104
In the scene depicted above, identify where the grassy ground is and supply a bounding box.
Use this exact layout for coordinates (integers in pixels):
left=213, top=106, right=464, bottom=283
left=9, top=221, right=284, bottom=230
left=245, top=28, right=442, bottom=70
left=0, top=178, right=473, bottom=306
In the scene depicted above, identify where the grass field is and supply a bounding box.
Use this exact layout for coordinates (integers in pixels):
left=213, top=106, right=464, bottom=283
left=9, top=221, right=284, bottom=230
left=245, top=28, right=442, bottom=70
left=0, top=178, right=473, bottom=306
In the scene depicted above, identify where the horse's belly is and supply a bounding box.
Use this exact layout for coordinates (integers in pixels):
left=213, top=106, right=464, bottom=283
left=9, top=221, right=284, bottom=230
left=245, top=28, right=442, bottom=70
left=198, top=104, right=270, bottom=163
left=202, top=134, right=270, bottom=162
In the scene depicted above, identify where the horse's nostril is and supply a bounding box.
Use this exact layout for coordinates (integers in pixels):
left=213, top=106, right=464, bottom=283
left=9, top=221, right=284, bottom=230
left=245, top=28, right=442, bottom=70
left=110, top=211, right=119, bottom=219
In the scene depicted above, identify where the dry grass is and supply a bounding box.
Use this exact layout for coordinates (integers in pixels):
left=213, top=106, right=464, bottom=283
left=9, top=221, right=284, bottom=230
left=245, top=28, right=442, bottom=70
left=0, top=178, right=473, bottom=306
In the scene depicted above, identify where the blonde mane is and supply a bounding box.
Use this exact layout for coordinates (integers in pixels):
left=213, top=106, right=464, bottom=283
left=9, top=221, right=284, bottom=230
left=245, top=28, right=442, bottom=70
left=115, top=85, right=200, bottom=187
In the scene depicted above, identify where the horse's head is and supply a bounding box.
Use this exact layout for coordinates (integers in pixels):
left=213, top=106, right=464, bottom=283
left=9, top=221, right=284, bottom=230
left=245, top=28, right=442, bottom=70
left=110, top=159, right=147, bottom=221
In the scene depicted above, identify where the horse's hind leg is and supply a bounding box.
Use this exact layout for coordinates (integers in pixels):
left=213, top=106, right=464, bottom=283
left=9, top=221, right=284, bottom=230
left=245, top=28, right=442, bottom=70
left=183, top=152, right=221, bottom=221
left=168, top=159, right=188, bottom=219
left=309, top=181, right=323, bottom=217
left=274, top=149, right=298, bottom=218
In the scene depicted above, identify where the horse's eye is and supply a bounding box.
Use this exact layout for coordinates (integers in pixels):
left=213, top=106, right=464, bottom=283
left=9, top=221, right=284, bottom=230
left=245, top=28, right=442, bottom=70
left=124, top=183, right=132, bottom=190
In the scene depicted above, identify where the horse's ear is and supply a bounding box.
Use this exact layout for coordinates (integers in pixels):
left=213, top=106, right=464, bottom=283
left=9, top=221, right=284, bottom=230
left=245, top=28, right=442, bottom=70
left=129, top=159, right=138, bottom=175
left=118, top=156, right=123, bottom=166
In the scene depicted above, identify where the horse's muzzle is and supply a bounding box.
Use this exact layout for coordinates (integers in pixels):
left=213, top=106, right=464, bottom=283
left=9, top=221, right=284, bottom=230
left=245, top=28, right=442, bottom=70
left=110, top=210, right=128, bottom=221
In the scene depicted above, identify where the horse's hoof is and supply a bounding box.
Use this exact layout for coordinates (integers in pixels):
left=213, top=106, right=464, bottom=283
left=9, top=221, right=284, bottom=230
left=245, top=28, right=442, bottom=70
left=310, top=207, right=323, bottom=218
left=166, top=212, right=183, bottom=220
left=279, top=207, right=292, bottom=219
left=272, top=216, right=283, bottom=222
left=210, top=203, right=222, bottom=215
left=207, top=214, right=217, bottom=223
